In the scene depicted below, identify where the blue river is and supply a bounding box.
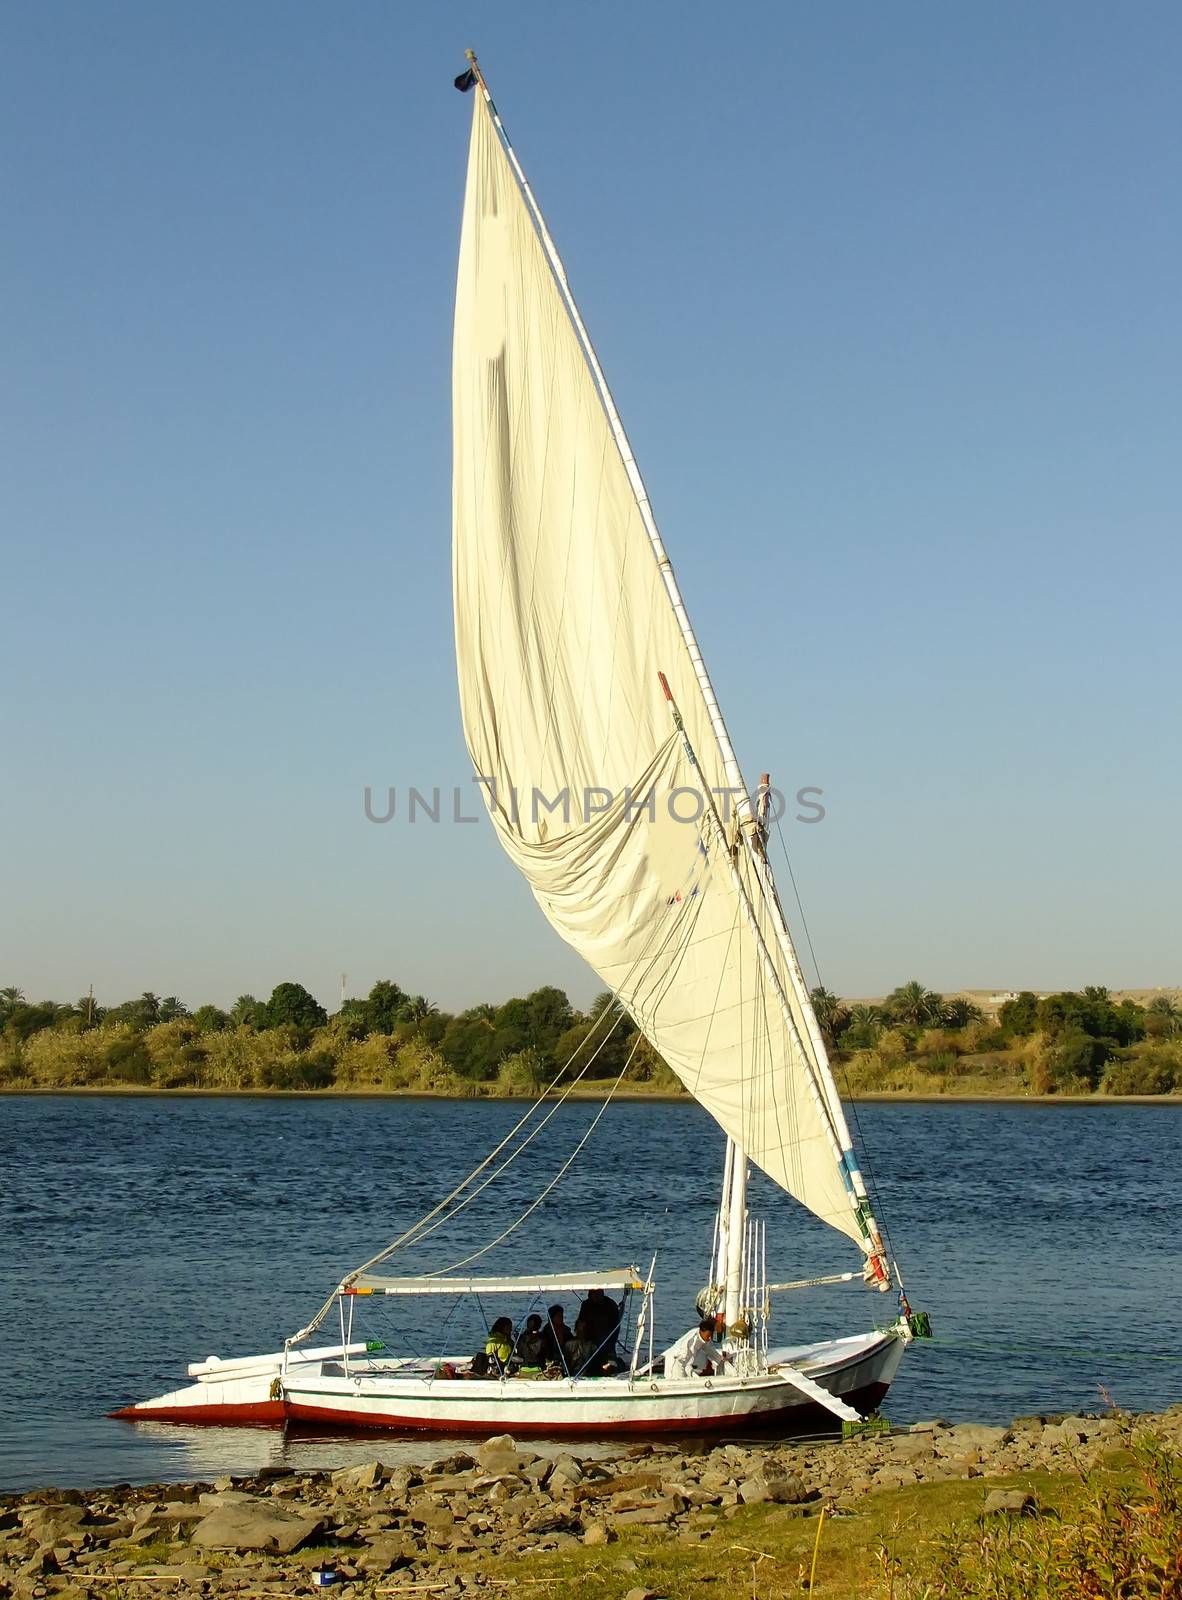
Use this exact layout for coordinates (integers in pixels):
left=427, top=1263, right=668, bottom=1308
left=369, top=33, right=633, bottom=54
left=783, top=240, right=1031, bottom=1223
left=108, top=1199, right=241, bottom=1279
left=1, top=1094, right=1178, bottom=1490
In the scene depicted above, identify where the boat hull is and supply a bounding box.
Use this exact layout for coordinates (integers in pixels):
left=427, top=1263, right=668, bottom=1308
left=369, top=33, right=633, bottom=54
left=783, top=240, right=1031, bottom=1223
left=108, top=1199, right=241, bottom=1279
left=113, top=1329, right=905, bottom=1439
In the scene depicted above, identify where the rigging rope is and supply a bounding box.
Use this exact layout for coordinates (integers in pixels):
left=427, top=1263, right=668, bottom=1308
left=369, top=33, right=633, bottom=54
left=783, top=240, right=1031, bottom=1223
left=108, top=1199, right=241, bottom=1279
left=430, top=1036, right=642, bottom=1276
left=286, top=837, right=717, bottom=1347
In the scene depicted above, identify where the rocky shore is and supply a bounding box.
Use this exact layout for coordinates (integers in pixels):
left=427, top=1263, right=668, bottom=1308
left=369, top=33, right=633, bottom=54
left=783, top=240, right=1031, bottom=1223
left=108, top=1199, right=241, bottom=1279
left=4, top=1407, right=1180, bottom=1599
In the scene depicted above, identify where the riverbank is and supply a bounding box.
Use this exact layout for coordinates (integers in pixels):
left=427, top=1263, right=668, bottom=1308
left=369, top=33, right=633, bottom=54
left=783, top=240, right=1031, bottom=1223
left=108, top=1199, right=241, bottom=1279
left=5, top=1408, right=1180, bottom=1599
left=3, top=1082, right=1181, bottom=1105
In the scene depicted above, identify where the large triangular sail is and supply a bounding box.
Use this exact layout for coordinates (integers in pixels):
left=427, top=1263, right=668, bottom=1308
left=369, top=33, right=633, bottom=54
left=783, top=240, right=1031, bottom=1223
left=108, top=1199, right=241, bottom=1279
left=453, top=76, right=887, bottom=1277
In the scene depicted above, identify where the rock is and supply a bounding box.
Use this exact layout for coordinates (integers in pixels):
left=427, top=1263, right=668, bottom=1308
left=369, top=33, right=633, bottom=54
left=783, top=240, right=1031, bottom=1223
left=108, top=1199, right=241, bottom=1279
left=523, top=1508, right=579, bottom=1535
left=573, top=1471, right=663, bottom=1504
left=873, top=1467, right=919, bottom=1490
left=983, top=1490, right=1037, bottom=1516
left=909, top=1419, right=950, bottom=1433
left=946, top=1424, right=1012, bottom=1452
left=198, top=1490, right=259, bottom=1508
left=330, top=1461, right=386, bottom=1492
left=582, top=1521, right=616, bottom=1546
left=190, top=1498, right=324, bottom=1555
left=549, top=1453, right=585, bottom=1488
left=611, top=1497, right=683, bottom=1526
left=623, top=1589, right=660, bottom=1600
left=17, top=1509, right=86, bottom=1549
left=738, top=1471, right=810, bottom=1505
left=354, top=1534, right=415, bottom=1574
left=386, top=1467, right=423, bottom=1497
left=477, top=1435, right=537, bottom=1476
left=890, top=1436, right=938, bottom=1463
left=411, top=1504, right=455, bottom=1539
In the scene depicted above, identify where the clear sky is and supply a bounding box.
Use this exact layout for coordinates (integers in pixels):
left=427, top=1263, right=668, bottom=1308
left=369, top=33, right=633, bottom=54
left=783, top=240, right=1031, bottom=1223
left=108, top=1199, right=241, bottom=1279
left=3, top=2, right=1179, bottom=1015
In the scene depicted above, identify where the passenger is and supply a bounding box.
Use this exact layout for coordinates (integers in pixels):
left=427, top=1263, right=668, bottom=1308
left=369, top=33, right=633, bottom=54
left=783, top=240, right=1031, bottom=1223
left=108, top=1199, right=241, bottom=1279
left=663, top=1317, right=727, bottom=1380
left=463, top=1350, right=492, bottom=1378
left=576, top=1286, right=623, bottom=1366
left=563, top=1316, right=602, bottom=1377
left=515, top=1313, right=547, bottom=1369
left=541, top=1304, right=572, bottom=1367
left=484, top=1316, right=515, bottom=1374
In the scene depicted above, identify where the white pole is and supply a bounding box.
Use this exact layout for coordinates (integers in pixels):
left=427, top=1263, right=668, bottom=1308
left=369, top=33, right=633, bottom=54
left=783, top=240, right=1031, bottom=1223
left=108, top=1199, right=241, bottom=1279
left=724, top=1151, right=747, bottom=1332
left=713, top=1137, right=735, bottom=1299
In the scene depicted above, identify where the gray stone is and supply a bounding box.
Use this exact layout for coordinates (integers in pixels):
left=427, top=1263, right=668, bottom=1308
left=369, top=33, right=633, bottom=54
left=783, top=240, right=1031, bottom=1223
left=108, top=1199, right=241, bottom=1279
left=947, top=1424, right=1012, bottom=1451
left=523, top=1508, right=579, bottom=1535
left=873, top=1467, right=919, bottom=1489
left=198, top=1490, right=260, bottom=1508
left=611, top=1498, right=683, bottom=1526
left=983, top=1490, right=1037, bottom=1516
left=550, top=1453, right=585, bottom=1487
left=582, top=1522, right=616, bottom=1546
left=386, top=1467, right=423, bottom=1497
left=17, top=1510, right=86, bottom=1550
left=890, top=1436, right=938, bottom=1463
left=190, top=1498, right=324, bottom=1555
left=330, top=1461, right=386, bottom=1492
left=476, top=1434, right=538, bottom=1476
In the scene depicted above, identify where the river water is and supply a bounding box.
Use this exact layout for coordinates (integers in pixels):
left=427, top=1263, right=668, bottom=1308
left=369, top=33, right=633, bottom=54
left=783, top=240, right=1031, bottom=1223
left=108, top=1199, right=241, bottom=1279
left=1, top=1094, right=1178, bottom=1491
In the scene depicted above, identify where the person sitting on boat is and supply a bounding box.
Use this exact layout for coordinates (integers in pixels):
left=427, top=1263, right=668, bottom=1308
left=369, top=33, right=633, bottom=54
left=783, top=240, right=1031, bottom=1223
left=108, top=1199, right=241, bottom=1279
left=576, top=1287, right=623, bottom=1366
left=562, top=1315, right=602, bottom=1377
left=663, top=1317, right=727, bottom=1380
left=514, top=1313, right=547, bottom=1369
left=484, top=1316, right=515, bottom=1374
left=541, top=1304, right=572, bottom=1368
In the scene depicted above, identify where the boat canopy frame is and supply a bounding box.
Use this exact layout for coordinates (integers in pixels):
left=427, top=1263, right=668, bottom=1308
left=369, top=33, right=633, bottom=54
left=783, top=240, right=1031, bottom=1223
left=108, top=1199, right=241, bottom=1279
left=346, top=1268, right=645, bottom=1297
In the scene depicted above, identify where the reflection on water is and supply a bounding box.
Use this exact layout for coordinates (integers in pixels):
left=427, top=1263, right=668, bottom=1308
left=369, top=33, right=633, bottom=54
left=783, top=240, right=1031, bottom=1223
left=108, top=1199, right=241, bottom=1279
left=3, top=1095, right=1181, bottom=1490
left=111, top=1419, right=620, bottom=1485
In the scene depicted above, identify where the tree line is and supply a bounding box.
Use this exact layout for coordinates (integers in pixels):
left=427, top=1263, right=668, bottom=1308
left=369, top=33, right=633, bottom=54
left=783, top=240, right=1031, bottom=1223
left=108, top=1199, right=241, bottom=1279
left=811, top=981, right=1181, bottom=1096
left=0, top=979, right=1177, bottom=1095
left=0, top=979, right=666, bottom=1093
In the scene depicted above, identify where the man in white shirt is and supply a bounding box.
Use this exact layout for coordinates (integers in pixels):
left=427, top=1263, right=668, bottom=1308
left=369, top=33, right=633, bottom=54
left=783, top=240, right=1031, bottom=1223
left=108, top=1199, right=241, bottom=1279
left=663, top=1317, right=726, bottom=1379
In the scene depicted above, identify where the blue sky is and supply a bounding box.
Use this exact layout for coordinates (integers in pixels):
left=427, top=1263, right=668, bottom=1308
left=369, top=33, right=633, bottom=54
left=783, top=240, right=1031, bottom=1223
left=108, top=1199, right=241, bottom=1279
left=2, top=2, right=1179, bottom=1014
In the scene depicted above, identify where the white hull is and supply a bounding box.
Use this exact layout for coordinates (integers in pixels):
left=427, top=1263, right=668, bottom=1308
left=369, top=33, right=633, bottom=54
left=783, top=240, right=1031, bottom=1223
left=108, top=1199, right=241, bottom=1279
left=114, top=1328, right=905, bottom=1438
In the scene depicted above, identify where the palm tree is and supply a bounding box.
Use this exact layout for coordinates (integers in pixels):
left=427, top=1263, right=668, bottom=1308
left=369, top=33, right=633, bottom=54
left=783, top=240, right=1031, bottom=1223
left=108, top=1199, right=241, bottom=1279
left=399, top=995, right=438, bottom=1024
left=230, top=994, right=263, bottom=1026
left=0, top=986, right=25, bottom=1006
left=1146, top=996, right=1180, bottom=1037
left=809, top=986, right=849, bottom=1052
left=885, top=981, right=943, bottom=1028
left=943, top=997, right=984, bottom=1030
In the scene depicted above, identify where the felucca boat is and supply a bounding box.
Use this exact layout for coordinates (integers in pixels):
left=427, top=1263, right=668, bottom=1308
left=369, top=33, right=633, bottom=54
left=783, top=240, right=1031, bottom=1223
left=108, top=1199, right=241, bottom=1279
left=114, top=55, right=926, bottom=1440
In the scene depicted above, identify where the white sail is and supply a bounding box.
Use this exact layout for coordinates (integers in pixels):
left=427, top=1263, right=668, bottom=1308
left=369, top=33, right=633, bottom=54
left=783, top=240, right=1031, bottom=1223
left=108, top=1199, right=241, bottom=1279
left=453, top=90, right=878, bottom=1259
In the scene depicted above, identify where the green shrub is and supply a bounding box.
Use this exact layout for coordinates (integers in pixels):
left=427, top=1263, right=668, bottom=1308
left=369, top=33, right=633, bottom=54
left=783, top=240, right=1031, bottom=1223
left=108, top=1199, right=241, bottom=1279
left=904, top=1436, right=1182, bottom=1598
left=1103, top=1052, right=1176, bottom=1095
